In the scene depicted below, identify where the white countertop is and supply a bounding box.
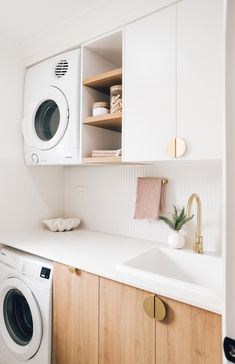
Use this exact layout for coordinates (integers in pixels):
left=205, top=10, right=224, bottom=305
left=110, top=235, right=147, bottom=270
left=0, top=228, right=222, bottom=314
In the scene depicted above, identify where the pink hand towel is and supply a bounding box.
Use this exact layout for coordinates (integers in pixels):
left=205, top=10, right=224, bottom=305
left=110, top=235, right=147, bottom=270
left=134, top=177, right=164, bottom=220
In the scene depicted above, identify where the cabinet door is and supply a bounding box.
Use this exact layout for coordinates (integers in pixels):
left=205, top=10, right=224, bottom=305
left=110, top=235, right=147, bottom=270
left=53, top=263, right=99, bottom=364
left=155, top=295, right=222, bottom=364
left=99, top=278, right=155, bottom=364
left=177, top=0, right=224, bottom=160
left=123, top=5, right=176, bottom=162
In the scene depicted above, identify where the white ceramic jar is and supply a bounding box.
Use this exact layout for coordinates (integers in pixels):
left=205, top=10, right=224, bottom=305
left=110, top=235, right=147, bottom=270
left=92, top=101, right=109, bottom=116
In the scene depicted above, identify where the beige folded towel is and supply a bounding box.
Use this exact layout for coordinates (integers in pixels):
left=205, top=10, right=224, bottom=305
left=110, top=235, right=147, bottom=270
left=134, top=177, right=164, bottom=220
left=92, top=149, right=122, bottom=157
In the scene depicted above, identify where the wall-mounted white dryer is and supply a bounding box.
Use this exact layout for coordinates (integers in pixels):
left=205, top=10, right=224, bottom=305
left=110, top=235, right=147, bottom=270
left=22, top=49, right=81, bottom=165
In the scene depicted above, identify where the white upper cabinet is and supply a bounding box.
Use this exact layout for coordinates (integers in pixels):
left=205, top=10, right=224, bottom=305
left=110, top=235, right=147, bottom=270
left=123, top=0, right=224, bottom=162
left=123, top=5, right=177, bottom=162
left=177, top=0, right=224, bottom=160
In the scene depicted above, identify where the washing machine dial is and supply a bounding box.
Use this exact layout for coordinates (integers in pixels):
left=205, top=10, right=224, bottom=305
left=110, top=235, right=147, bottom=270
left=31, top=153, right=39, bottom=164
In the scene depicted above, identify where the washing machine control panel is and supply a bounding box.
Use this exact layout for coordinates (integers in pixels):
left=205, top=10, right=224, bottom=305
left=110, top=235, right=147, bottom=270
left=31, top=153, right=39, bottom=164
left=40, top=267, right=51, bottom=279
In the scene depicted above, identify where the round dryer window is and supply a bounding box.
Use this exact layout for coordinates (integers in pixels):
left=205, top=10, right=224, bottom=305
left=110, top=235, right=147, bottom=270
left=22, top=86, right=69, bottom=151
left=0, top=277, right=42, bottom=361
left=34, top=99, right=60, bottom=141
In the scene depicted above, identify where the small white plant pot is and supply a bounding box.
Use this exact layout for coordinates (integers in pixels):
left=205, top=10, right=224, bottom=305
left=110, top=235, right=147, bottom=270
left=168, top=231, right=185, bottom=249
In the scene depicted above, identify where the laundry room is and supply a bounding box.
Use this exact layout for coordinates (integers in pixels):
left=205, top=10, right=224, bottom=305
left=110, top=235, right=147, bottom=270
left=0, top=0, right=235, bottom=363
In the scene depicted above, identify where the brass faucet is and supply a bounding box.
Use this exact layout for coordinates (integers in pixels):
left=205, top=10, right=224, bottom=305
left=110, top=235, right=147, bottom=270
left=186, top=193, right=203, bottom=254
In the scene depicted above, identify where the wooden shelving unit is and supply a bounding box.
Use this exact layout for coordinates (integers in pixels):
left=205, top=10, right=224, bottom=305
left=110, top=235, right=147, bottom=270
left=82, top=34, right=123, bottom=165
left=83, top=112, right=122, bottom=132
left=82, top=156, right=122, bottom=164
left=83, top=68, right=122, bottom=93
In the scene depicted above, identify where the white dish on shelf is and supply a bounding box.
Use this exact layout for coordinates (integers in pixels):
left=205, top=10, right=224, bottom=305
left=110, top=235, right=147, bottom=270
left=42, top=218, right=81, bottom=232
left=92, top=107, right=109, bottom=116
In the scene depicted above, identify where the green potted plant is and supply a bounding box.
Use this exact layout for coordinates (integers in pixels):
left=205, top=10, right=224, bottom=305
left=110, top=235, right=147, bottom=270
left=160, top=206, right=193, bottom=249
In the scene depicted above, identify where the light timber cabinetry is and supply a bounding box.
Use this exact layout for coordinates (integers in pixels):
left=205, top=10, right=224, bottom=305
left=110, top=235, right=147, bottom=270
left=53, top=262, right=99, bottom=364
left=99, top=277, right=156, bottom=364
left=53, top=263, right=222, bottom=364
left=155, top=295, right=222, bottom=364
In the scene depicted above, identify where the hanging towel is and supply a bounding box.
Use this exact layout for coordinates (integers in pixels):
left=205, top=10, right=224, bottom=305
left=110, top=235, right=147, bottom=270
left=134, top=177, right=164, bottom=220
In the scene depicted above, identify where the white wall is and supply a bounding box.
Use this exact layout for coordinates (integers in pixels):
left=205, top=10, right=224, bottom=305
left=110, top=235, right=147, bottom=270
left=225, top=0, right=235, bottom=342
left=0, top=36, right=64, bottom=232
left=65, top=163, right=222, bottom=253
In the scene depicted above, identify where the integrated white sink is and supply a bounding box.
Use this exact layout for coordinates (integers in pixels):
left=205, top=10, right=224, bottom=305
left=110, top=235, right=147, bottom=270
left=117, top=245, right=222, bottom=313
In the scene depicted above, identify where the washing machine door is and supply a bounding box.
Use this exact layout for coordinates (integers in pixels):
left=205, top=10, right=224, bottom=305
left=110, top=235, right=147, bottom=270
left=22, top=86, right=69, bottom=150
left=0, top=277, right=42, bottom=361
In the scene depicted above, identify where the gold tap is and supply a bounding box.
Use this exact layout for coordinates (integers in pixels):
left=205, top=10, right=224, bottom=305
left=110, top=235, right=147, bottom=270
left=186, top=193, right=203, bottom=254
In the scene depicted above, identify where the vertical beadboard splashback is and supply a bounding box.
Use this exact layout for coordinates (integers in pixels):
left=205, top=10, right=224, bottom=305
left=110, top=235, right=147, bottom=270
left=65, top=163, right=222, bottom=253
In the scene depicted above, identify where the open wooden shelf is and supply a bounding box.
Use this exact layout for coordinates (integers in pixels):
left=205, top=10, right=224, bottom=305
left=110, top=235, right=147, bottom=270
left=83, top=112, right=122, bottom=132
left=82, top=156, right=122, bottom=164
left=83, top=68, right=122, bottom=93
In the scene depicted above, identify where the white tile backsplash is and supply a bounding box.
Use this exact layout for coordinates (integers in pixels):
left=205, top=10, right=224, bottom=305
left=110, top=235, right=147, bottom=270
left=65, top=162, right=222, bottom=253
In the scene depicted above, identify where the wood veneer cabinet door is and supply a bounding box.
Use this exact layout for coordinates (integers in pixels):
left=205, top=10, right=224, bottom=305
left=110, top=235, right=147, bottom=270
left=99, top=277, right=155, bottom=364
left=155, top=296, right=222, bottom=364
left=53, top=262, right=99, bottom=364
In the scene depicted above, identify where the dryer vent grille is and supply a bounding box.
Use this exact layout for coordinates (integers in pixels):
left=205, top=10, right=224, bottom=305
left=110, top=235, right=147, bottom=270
left=54, top=60, right=68, bottom=78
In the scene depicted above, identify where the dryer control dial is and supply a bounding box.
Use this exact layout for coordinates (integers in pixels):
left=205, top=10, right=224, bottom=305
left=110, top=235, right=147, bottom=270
left=31, top=153, right=39, bottom=164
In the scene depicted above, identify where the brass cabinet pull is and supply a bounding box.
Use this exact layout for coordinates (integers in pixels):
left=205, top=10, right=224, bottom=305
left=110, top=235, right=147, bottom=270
left=143, top=295, right=166, bottom=321
left=176, top=137, right=186, bottom=158
left=155, top=296, right=166, bottom=321
left=166, top=137, right=186, bottom=158
left=68, top=266, right=76, bottom=274
left=166, top=138, right=177, bottom=158
left=143, top=296, right=155, bottom=319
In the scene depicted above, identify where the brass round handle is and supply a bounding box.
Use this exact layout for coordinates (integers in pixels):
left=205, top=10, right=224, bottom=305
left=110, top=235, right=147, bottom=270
left=176, top=137, right=186, bottom=158
left=166, top=138, right=177, bottom=158
left=68, top=266, right=76, bottom=274
left=155, top=296, right=166, bottom=321
left=143, top=296, right=155, bottom=319
left=143, top=295, right=166, bottom=321
left=166, top=137, right=186, bottom=158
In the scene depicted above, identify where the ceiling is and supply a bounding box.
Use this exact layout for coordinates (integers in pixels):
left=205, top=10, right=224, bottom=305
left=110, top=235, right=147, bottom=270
left=0, top=0, right=168, bottom=65
left=0, top=0, right=107, bottom=45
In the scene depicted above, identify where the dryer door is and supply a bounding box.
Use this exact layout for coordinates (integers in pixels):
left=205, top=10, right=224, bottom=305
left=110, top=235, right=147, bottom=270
left=22, top=86, right=69, bottom=150
left=0, top=277, right=42, bottom=360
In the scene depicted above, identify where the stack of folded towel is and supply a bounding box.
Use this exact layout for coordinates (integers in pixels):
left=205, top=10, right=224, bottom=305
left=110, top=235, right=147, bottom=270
left=92, top=148, right=122, bottom=157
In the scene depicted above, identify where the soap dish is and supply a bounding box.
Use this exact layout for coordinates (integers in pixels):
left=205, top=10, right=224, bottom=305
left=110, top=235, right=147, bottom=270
left=42, top=218, right=81, bottom=232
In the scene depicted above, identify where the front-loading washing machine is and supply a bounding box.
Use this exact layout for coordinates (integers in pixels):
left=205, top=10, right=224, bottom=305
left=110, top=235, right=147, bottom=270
left=0, top=246, right=53, bottom=364
left=22, top=48, right=81, bottom=165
